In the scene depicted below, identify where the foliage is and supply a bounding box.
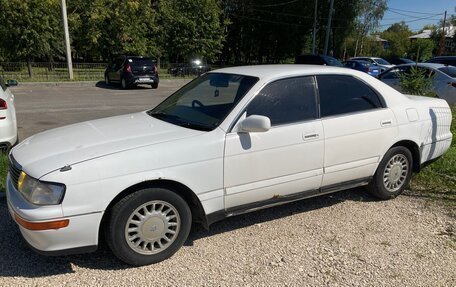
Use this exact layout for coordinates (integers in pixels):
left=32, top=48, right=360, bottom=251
left=0, top=153, right=7, bottom=193
left=380, top=22, right=412, bottom=57
left=398, top=65, right=435, bottom=97
left=159, top=0, right=224, bottom=62
left=0, top=0, right=63, bottom=61
left=408, top=39, right=435, bottom=62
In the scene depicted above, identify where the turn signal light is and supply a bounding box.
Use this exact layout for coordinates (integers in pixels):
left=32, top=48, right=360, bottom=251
left=14, top=214, right=69, bottom=230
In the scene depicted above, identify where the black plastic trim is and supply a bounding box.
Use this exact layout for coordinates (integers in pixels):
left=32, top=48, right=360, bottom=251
left=26, top=241, right=98, bottom=257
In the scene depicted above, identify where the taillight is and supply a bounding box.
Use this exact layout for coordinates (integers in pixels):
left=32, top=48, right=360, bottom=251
left=124, top=63, right=132, bottom=73
left=450, top=82, right=456, bottom=88
left=0, top=99, right=7, bottom=110
left=365, top=66, right=370, bottom=72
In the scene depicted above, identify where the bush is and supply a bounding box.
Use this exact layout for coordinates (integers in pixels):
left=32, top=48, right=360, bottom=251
left=398, top=66, right=436, bottom=97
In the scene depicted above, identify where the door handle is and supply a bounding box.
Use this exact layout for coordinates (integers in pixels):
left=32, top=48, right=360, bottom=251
left=304, top=133, right=319, bottom=140
left=381, top=120, right=392, bottom=127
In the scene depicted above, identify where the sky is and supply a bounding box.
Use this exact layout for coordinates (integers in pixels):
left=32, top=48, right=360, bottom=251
left=379, top=0, right=455, bottom=32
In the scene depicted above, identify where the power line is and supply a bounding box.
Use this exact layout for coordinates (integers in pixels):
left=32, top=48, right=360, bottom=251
left=387, top=7, right=445, bottom=16
left=252, top=0, right=300, bottom=8
left=386, top=9, right=443, bottom=19
left=380, top=13, right=442, bottom=27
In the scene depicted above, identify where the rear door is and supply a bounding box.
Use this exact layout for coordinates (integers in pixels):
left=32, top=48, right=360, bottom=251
left=316, top=75, right=398, bottom=188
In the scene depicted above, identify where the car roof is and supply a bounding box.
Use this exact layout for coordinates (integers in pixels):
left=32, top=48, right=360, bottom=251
left=348, top=59, right=371, bottom=64
left=430, top=56, right=456, bottom=59
left=212, top=64, right=357, bottom=79
left=393, top=63, right=447, bottom=69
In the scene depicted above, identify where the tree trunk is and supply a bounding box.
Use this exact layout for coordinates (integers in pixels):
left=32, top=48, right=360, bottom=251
left=27, top=58, right=33, bottom=78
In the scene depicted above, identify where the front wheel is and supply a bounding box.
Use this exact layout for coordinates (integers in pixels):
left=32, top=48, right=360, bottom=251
left=151, top=82, right=158, bottom=89
left=106, top=188, right=192, bottom=266
left=368, top=146, right=413, bottom=200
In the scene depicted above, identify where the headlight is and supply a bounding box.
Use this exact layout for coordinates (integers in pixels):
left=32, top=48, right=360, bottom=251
left=18, top=172, right=65, bottom=205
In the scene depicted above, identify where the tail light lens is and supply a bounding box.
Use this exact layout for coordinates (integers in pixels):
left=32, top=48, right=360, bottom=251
left=450, top=82, right=456, bottom=88
left=365, top=66, right=370, bottom=73
left=0, top=98, right=7, bottom=110
left=124, top=63, right=132, bottom=73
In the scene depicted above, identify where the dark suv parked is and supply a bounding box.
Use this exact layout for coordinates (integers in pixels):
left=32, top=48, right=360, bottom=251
left=295, top=54, right=343, bottom=66
left=426, top=56, right=456, bottom=67
left=105, top=56, right=159, bottom=89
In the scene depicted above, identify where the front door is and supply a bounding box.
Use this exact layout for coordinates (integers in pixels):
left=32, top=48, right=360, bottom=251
left=224, top=76, right=324, bottom=209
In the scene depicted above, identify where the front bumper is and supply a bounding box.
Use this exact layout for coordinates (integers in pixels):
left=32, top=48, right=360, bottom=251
left=6, top=173, right=103, bottom=255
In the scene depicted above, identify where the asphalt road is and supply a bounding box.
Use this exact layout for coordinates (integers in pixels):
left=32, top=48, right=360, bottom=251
left=10, top=79, right=190, bottom=140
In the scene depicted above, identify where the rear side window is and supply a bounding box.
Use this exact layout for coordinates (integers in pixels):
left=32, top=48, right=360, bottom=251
left=438, top=66, right=456, bottom=78
left=246, top=76, right=317, bottom=126
left=317, top=75, right=382, bottom=117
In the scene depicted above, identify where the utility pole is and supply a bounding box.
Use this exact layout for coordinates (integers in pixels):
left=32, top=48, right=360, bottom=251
left=323, top=0, right=334, bottom=55
left=437, top=10, right=447, bottom=56
left=312, top=0, right=318, bottom=54
left=60, top=0, right=73, bottom=79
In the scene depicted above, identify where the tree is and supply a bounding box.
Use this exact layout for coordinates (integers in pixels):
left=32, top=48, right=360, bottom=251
left=353, top=0, right=387, bottom=56
left=398, top=66, right=435, bottom=97
left=408, top=39, right=434, bottom=61
left=0, top=0, right=63, bottom=75
left=68, top=0, right=160, bottom=61
left=381, top=22, right=413, bottom=57
left=159, top=0, right=225, bottom=63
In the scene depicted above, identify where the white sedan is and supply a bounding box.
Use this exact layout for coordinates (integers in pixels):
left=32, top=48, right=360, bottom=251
left=0, top=76, right=18, bottom=151
left=6, top=65, right=452, bottom=265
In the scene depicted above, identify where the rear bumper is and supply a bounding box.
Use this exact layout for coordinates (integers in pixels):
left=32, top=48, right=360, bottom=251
left=127, top=75, right=159, bottom=86
left=0, top=118, right=17, bottom=147
left=6, top=173, right=103, bottom=256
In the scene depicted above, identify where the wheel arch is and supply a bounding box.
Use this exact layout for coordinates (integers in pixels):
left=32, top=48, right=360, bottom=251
left=390, top=140, right=421, bottom=172
left=99, top=179, right=208, bottom=244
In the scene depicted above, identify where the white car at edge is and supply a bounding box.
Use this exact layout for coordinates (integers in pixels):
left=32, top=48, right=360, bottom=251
left=6, top=65, right=452, bottom=265
left=0, top=76, right=18, bottom=151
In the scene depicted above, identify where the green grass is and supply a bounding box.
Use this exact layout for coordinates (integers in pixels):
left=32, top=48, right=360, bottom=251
left=409, top=105, right=456, bottom=211
left=0, top=153, right=7, bottom=193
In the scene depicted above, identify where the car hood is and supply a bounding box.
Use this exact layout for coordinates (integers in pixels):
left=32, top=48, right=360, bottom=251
left=11, top=112, right=204, bottom=178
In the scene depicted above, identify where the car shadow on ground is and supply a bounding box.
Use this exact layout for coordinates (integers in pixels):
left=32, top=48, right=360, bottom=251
left=0, top=188, right=377, bottom=277
left=95, top=81, right=153, bottom=90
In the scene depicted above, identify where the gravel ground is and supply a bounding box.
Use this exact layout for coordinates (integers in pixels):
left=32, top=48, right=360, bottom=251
left=0, top=188, right=454, bottom=287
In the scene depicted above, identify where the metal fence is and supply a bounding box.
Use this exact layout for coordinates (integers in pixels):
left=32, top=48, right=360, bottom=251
left=0, top=62, right=108, bottom=82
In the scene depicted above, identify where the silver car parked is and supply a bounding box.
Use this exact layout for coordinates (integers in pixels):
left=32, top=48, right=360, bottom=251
left=378, top=63, right=456, bottom=104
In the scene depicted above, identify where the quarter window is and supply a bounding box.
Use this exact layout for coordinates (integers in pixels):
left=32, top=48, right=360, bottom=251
left=246, top=76, right=317, bottom=126
left=317, top=75, right=382, bottom=117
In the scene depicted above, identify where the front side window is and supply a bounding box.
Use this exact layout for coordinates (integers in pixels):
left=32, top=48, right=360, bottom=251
left=246, top=76, right=317, bottom=126
left=149, top=73, right=258, bottom=131
left=317, top=75, right=383, bottom=117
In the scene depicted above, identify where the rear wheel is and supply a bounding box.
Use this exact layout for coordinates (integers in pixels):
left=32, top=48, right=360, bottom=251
left=106, top=188, right=192, bottom=266
left=368, top=146, right=413, bottom=200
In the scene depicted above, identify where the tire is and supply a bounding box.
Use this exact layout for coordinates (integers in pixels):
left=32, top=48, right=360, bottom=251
left=105, top=75, right=110, bottom=85
left=106, top=188, right=192, bottom=266
left=368, top=146, right=413, bottom=200
left=151, top=82, right=158, bottom=89
left=121, top=78, right=128, bottom=89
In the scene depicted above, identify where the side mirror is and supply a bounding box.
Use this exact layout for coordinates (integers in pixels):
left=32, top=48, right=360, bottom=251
left=238, top=115, right=271, bottom=133
left=6, top=79, right=18, bottom=87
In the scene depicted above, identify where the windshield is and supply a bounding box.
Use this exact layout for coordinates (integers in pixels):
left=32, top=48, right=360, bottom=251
left=438, top=66, right=456, bottom=78
left=374, top=58, right=391, bottom=65
left=148, top=73, right=258, bottom=131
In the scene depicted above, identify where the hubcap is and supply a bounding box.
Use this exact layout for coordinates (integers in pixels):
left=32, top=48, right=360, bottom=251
left=383, top=154, right=409, bottom=192
left=125, top=200, right=180, bottom=255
